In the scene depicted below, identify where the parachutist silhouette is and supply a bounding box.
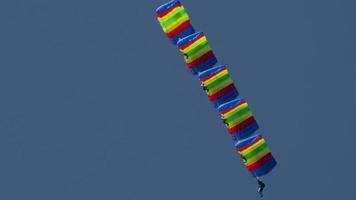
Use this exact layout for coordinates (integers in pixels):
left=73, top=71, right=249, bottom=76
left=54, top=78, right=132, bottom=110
left=256, top=178, right=266, bottom=197
left=221, top=117, right=228, bottom=126
left=200, top=83, right=208, bottom=92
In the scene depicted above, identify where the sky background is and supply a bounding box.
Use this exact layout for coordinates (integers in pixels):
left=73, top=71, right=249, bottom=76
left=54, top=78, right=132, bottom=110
left=1, top=0, right=356, bottom=199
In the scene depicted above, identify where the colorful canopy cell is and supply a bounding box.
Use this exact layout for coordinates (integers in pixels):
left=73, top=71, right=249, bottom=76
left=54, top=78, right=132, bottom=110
left=155, top=0, right=195, bottom=45
left=235, top=134, right=277, bottom=177
left=176, top=32, right=217, bottom=75
left=198, top=65, right=239, bottom=108
left=218, top=98, right=259, bottom=141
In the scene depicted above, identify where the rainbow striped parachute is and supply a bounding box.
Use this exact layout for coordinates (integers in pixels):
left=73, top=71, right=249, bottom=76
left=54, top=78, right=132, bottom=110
left=155, top=0, right=277, bottom=185
left=177, top=32, right=217, bottom=75
left=156, top=0, right=195, bottom=44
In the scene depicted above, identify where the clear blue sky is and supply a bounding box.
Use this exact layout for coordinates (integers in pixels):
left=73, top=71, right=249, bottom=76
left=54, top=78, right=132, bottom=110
left=0, top=0, right=355, bottom=199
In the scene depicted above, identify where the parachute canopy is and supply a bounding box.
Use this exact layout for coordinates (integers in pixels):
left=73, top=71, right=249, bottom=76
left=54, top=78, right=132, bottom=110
left=198, top=65, right=239, bottom=108
left=177, top=32, right=217, bottom=75
left=235, top=134, right=277, bottom=177
left=218, top=98, right=259, bottom=141
left=155, top=0, right=195, bottom=44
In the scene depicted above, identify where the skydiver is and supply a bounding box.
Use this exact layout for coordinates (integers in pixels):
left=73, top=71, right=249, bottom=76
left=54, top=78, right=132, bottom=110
left=256, top=177, right=266, bottom=198
left=221, top=116, right=228, bottom=126
left=184, top=53, right=189, bottom=59
left=200, top=83, right=208, bottom=92
left=240, top=154, right=247, bottom=163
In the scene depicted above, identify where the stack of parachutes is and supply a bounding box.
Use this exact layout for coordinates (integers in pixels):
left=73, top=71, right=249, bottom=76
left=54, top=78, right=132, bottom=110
left=156, top=0, right=276, bottom=179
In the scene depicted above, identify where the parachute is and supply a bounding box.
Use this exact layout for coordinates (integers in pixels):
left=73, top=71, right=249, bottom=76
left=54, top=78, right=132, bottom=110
left=155, top=0, right=195, bottom=44
left=235, top=135, right=277, bottom=177
left=176, top=32, right=217, bottom=75
left=155, top=0, right=277, bottom=195
left=218, top=98, right=259, bottom=141
left=198, top=65, right=239, bottom=108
